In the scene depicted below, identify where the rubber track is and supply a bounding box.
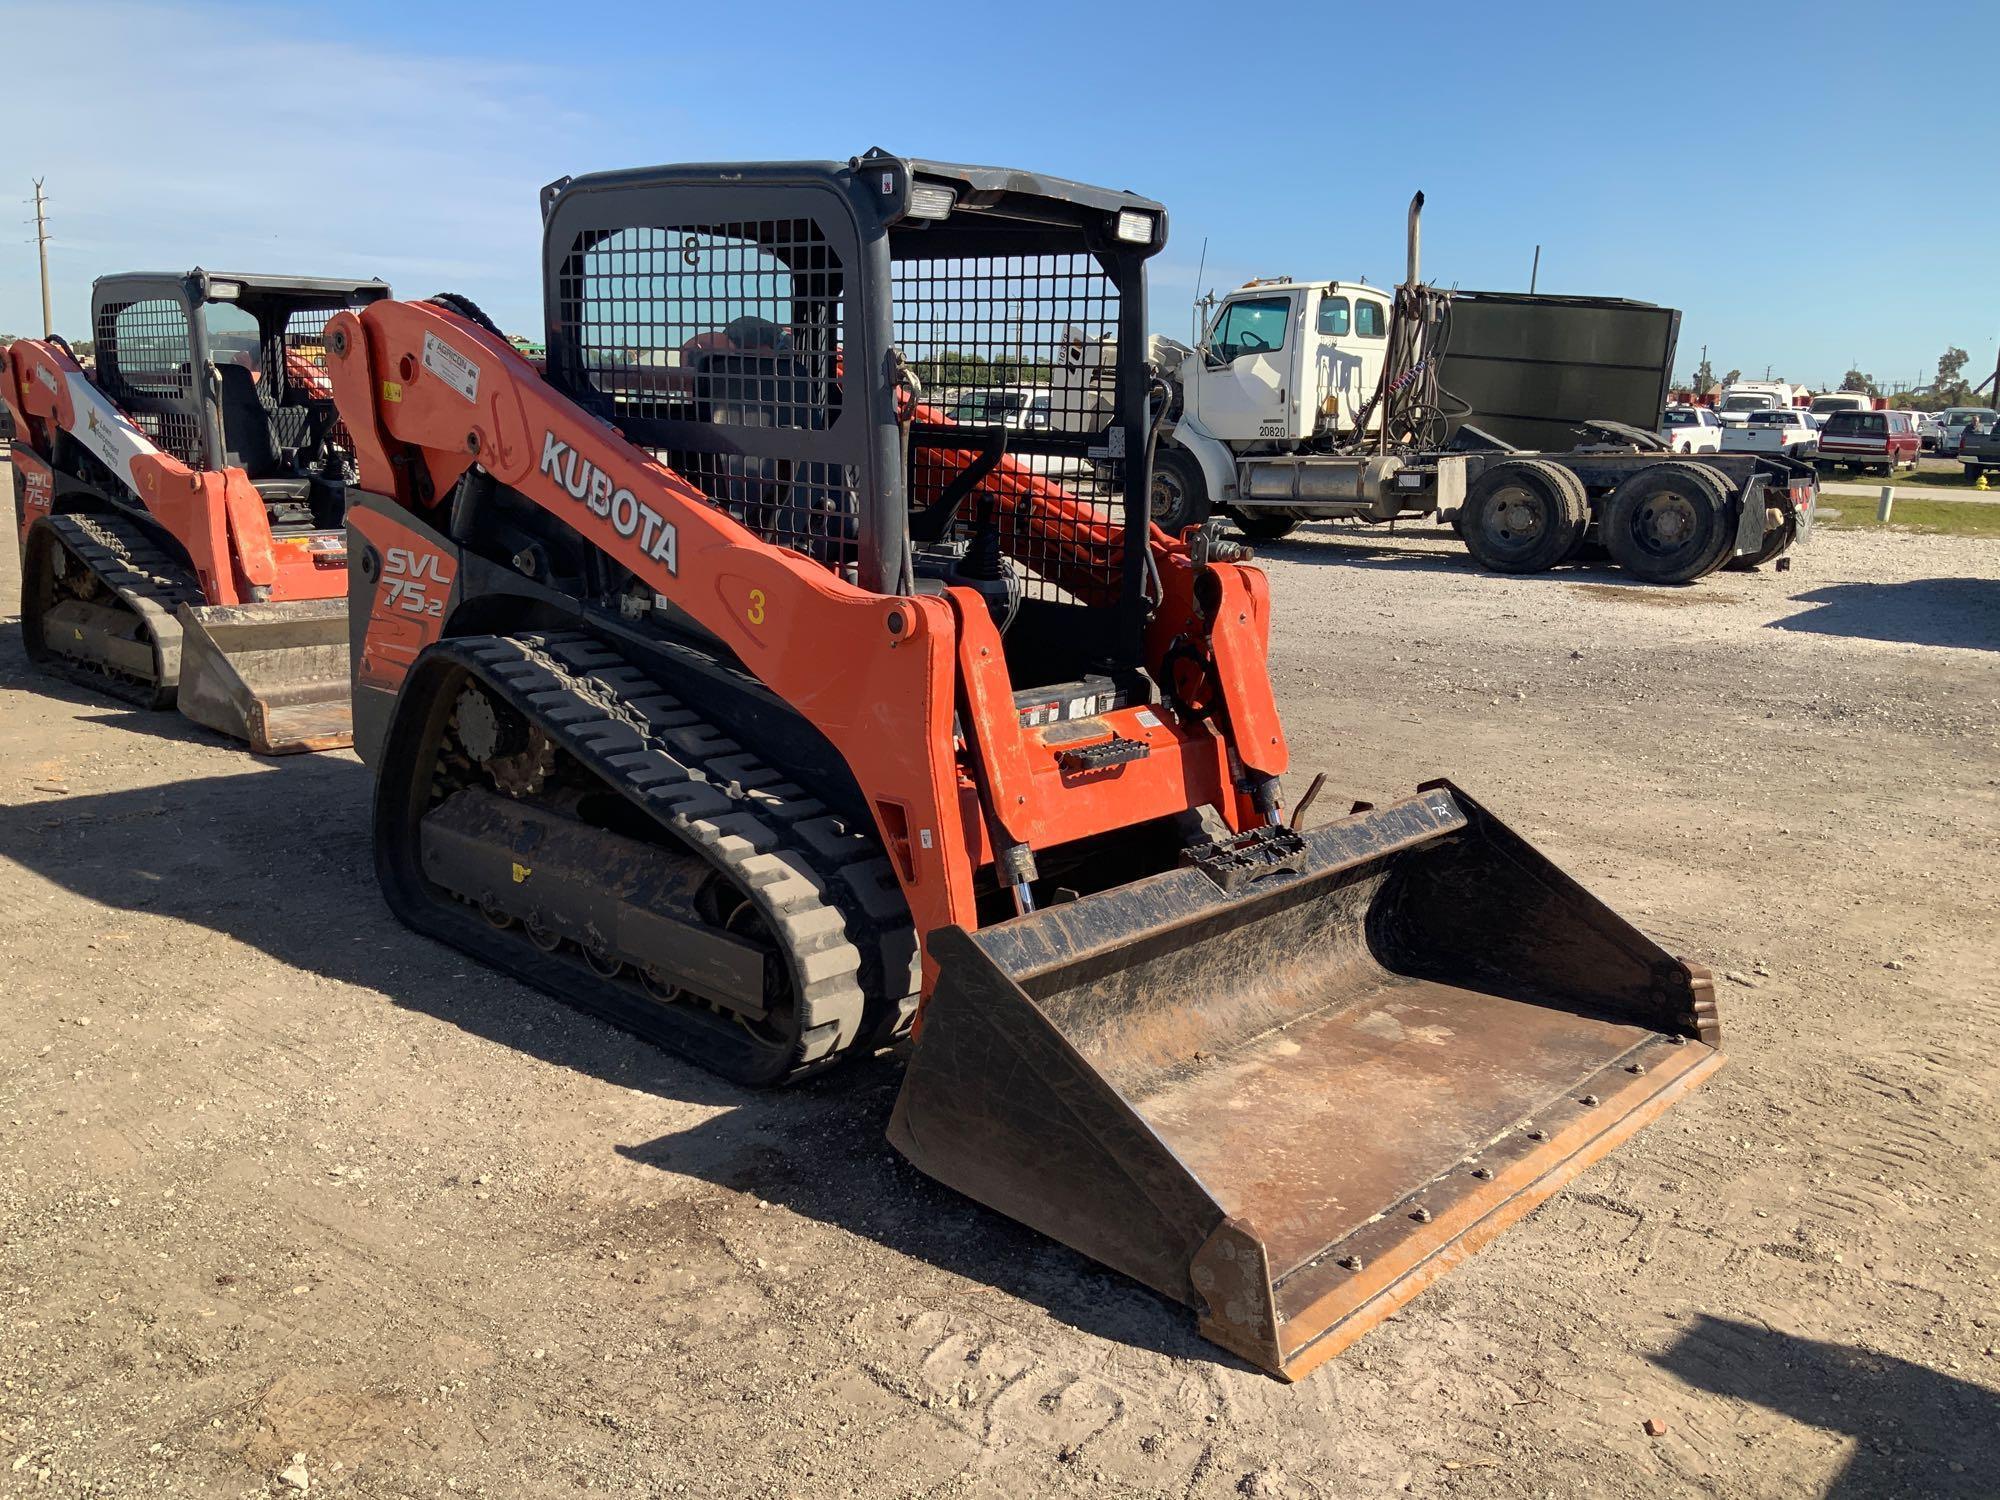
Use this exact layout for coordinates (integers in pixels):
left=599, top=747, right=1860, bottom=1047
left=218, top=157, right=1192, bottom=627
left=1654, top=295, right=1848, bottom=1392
left=431, top=632, right=918, bottom=1080
left=28, top=512, right=200, bottom=708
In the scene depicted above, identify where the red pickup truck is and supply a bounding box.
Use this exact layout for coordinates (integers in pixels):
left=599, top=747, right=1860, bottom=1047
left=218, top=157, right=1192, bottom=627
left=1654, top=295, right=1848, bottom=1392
left=1815, top=409, right=1920, bottom=475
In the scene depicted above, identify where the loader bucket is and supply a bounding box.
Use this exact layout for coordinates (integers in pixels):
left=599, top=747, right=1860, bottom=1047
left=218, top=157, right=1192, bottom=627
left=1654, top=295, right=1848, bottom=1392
left=173, top=600, right=353, bottom=755
left=888, top=783, right=1722, bottom=1381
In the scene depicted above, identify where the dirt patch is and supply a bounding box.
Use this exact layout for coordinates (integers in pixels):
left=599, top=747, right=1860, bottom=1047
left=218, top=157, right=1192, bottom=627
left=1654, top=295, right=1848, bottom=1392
left=1567, top=582, right=1745, bottom=607
left=3, top=474, right=1996, bottom=1498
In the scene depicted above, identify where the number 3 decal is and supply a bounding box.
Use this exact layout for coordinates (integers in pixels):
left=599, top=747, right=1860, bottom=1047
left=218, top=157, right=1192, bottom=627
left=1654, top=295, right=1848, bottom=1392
left=746, top=588, right=766, bottom=627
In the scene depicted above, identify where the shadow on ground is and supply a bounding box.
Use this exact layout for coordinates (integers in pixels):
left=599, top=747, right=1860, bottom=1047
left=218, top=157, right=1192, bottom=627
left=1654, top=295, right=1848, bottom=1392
left=1249, top=523, right=1482, bottom=579
left=616, top=1071, right=1229, bottom=1367
left=0, top=750, right=1214, bottom=1367
left=1653, top=1315, right=1998, bottom=1498
left=1768, top=578, right=2000, bottom=651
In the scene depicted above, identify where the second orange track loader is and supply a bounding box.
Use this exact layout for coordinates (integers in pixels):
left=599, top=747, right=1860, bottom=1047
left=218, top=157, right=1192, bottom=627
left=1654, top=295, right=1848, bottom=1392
left=4, top=271, right=388, bottom=752
left=325, top=152, right=1722, bottom=1380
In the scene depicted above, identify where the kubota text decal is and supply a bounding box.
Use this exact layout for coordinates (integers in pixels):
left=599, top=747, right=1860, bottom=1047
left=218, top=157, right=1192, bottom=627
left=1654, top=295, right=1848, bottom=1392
left=538, top=432, right=679, bottom=574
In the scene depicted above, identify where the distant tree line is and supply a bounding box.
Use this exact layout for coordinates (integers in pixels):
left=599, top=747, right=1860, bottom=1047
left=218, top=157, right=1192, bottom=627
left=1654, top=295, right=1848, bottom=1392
left=912, top=349, right=1053, bottom=393
left=1685, top=345, right=1992, bottom=410
left=0, top=333, right=93, bottom=359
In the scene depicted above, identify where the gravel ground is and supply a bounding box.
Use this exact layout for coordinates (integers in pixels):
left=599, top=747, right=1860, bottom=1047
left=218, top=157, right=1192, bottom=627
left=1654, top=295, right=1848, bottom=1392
left=3, top=471, right=1997, bottom=1499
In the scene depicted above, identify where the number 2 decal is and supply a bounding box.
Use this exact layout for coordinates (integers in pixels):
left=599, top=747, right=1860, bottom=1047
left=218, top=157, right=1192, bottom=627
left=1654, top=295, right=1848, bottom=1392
left=746, top=588, right=766, bottom=627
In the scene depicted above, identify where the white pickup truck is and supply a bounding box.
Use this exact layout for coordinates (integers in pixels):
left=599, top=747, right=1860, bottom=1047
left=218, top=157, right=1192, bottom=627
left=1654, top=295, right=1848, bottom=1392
left=1660, top=405, right=1725, bottom=453
left=1716, top=381, right=1805, bottom=427
left=1721, top=408, right=1818, bottom=459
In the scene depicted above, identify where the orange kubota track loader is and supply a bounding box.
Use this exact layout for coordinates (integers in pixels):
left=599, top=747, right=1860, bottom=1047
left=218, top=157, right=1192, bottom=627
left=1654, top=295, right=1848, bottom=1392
left=324, top=153, right=1723, bottom=1380
left=3, top=271, right=389, bottom=752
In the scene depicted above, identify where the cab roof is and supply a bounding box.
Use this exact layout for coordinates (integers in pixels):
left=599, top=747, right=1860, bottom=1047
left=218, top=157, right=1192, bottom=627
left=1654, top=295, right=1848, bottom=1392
left=93, top=270, right=390, bottom=305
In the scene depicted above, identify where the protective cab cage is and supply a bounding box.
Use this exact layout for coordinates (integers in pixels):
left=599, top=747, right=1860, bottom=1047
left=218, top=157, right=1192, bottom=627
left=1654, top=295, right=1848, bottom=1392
left=538, top=149, right=1166, bottom=677
left=91, top=270, right=391, bottom=520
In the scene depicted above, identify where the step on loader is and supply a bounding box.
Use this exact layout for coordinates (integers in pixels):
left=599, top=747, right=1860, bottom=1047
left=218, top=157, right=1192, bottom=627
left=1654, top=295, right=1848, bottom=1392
left=324, top=152, right=1723, bottom=1380
left=3, top=270, right=390, bottom=752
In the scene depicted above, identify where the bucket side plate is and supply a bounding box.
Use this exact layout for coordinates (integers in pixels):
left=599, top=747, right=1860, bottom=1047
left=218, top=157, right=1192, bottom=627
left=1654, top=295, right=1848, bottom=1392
left=175, top=600, right=353, bottom=754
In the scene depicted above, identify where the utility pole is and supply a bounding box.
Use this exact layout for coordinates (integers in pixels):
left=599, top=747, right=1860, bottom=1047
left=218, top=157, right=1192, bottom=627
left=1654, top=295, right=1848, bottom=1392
left=32, top=178, right=53, bottom=337
left=1529, top=245, right=1540, bottom=294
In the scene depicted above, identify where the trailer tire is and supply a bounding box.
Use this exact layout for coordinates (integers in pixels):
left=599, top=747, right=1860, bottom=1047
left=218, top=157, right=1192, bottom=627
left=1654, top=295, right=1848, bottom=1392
left=1600, top=462, right=1735, bottom=584
left=1457, top=459, right=1588, bottom=574
left=1230, top=512, right=1299, bottom=542
left=1150, top=448, right=1211, bottom=536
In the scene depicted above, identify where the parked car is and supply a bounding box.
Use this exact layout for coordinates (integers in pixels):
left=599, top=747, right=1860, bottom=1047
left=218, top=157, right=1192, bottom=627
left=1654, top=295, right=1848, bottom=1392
left=1911, top=410, right=1943, bottom=452
left=1722, top=407, right=1818, bottom=458
left=1937, top=408, right=1999, bottom=458
left=1960, top=420, right=2000, bottom=476
left=1815, top=409, right=1921, bottom=474
left=945, top=386, right=1056, bottom=428
left=1659, top=404, right=1724, bottom=453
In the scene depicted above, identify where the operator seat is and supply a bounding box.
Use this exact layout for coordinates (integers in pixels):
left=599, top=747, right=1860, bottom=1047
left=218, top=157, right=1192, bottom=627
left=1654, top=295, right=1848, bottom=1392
left=214, top=362, right=312, bottom=500
left=695, top=318, right=856, bottom=568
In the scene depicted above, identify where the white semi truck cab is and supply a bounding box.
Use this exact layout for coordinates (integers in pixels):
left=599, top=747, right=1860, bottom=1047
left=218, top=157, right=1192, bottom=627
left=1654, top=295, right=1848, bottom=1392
left=1177, top=278, right=1396, bottom=443
left=1144, top=266, right=1466, bottom=539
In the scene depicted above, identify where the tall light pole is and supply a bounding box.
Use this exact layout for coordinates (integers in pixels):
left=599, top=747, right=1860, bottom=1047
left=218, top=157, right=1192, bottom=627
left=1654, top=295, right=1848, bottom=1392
left=32, top=178, right=53, bottom=337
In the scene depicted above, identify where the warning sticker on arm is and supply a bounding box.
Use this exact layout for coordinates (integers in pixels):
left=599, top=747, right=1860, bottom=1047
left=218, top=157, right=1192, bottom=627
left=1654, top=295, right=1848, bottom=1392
left=422, top=331, right=481, bottom=403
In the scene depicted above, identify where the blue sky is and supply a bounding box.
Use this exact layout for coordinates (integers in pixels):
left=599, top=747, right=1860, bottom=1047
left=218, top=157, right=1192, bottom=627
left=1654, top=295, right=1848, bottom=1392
left=6, top=0, right=1995, bottom=393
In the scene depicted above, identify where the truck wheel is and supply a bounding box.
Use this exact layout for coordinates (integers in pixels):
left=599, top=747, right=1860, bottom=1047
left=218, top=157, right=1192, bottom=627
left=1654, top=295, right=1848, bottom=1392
left=1150, top=448, right=1210, bottom=535
left=1600, top=462, right=1735, bottom=584
left=1457, top=459, right=1588, bottom=574
left=1230, top=513, right=1298, bottom=542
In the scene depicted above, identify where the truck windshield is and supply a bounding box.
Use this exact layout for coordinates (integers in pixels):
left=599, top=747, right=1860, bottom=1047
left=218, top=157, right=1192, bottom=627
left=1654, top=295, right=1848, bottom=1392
left=1722, top=396, right=1774, bottom=412
left=1210, top=297, right=1290, bottom=361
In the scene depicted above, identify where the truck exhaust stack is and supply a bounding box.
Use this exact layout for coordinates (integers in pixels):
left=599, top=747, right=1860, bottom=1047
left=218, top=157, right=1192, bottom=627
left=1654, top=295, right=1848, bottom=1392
left=1406, top=189, right=1424, bottom=288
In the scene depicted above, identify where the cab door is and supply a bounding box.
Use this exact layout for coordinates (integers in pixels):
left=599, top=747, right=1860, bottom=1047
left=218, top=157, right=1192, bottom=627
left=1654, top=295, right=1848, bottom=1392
left=1191, top=293, right=1298, bottom=440
left=1307, top=289, right=1392, bottom=436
